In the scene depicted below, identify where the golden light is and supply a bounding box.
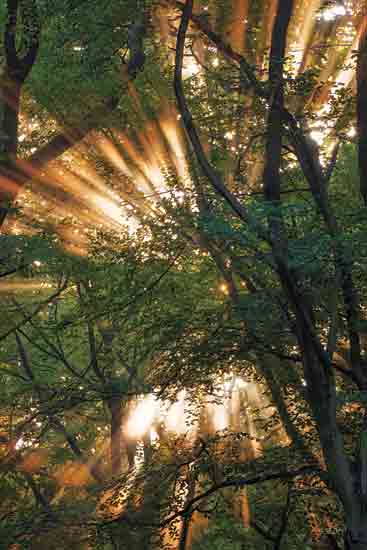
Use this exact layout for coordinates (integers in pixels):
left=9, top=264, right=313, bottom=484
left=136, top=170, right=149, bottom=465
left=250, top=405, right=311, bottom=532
left=15, top=437, right=27, bottom=450
left=212, top=402, right=228, bottom=431
left=219, top=283, right=229, bottom=295
left=92, top=195, right=126, bottom=226
left=310, top=128, right=326, bottom=146
left=20, top=449, right=49, bottom=473
left=54, top=460, right=92, bottom=487
left=165, top=390, right=189, bottom=434
left=126, top=395, right=159, bottom=438
left=0, top=279, right=53, bottom=292
left=183, top=57, right=200, bottom=79
left=320, top=4, right=346, bottom=21
left=160, top=117, right=190, bottom=182
left=235, top=377, right=248, bottom=389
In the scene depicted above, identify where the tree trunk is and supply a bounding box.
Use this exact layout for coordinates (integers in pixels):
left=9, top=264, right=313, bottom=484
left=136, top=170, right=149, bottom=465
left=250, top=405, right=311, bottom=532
left=1, top=78, right=20, bottom=155
left=108, top=396, right=123, bottom=476
left=357, top=18, right=367, bottom=205
left=0, top=0, right=40, bottom=225
left=0, top=78, right=21, bottom=224
left=345, top=521, right=367, bottom=550
left=259, top=356, right=313, bottom=455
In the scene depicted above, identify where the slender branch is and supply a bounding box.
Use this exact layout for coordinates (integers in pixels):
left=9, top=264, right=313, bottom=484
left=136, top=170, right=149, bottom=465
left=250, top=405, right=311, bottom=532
left=23, top=472, right=56, bottom=520
left=0, top=280, right=68, bottom=342
left=0, top=263, right=25, bottom=278
left=160, top=465, right=319, bottom=528
left=325, top=141, right=340, bottom=183
left=10, top=298, right=84, bottom=378
left=23, top=312, right=83, bottom=378
left=77, top=282, right=106, bottom=383
left=16, top=326, right=66, bottom=364
left=0, top=365, right=27, bottom=381
left=15, top=330, right=35, bottom=382
left=273, top=483, right=292, bottom=550
left=250, top=520, right=276, bottom=543
left=84, top=245, right=186, bottom=324
left=15, top=331, right=103, bottom=482
left=86, top=321, right=105, bottom=382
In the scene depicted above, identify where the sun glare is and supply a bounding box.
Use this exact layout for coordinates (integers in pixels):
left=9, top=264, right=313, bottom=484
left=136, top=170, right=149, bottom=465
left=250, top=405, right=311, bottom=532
left=126, top=395, right=159, bottom=438
left=124, top=379, right=254, bottom=441
left=92, top=196, right=126, bottom=226
left=165, top=390, right=189, bottom=434
left=319, top=4, right=346, bottom=21
left=0, top=279, right=53, bottom=292
left=212, top=402, right=228, bottom=431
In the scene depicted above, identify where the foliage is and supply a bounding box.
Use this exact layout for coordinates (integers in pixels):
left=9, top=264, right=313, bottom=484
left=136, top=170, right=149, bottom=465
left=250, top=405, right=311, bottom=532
left=1, top=0, right=367, bottom=548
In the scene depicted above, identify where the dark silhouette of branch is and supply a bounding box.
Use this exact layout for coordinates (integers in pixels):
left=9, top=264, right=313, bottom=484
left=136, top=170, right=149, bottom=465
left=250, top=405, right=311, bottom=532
left=250, top=520, right=276, bottom=542
left=160, top=465, right=319, bottom=528
left=0, top=280, right=68, bottom=342
left=14, top=305, right=84, bottom=379
left=325, top=141, right=340, bottom=183
left=173, top=0, right=366, bottom=392
left=23, top=472, right=56, bottom=521
left=15, top=330, right=103, bottom=482
left=357, top=18, right=367, bottom=205
left=82, top=245, right=186, bottom=324
left=0, top=262, right=25, bottom=278
left=4, top=0, right=20, bottom=70
left=273, top=483, right=292, bottom=550
left=4, top=0, right=41, bottom=83
left=173, top=0, right=269, bottom=242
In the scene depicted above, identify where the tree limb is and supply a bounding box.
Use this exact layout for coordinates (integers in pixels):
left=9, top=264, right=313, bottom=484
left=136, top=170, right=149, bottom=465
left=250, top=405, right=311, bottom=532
left=0, top=280, right=68, bottom=342
left=173, top=0, right=269, bottom=242
left=160, top=465, right=319, bottom=528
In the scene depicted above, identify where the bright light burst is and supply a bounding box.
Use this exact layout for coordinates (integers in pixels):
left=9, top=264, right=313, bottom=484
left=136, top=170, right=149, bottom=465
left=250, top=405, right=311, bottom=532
left=92, top=196, right=126, bottom=226
left=0, top=279, right=53, bottom=292
left=165, top=390, right=189, bottom=434
left=319, top=4, right=346, bottom=21
left=126, top=395, right=159, bottom=438
left=5, top=0, right=361, bottom=257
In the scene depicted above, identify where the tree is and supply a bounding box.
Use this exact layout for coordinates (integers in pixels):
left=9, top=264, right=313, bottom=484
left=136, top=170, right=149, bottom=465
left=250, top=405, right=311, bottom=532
left=2, top=0, right=367, bottom=549
left=0, top=0, right=40, bottom=223
left=173, top=1, right=367, bottom=548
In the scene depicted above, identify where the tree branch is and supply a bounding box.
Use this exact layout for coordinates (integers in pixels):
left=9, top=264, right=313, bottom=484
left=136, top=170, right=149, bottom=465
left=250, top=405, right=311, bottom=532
left=160, top=465, right=319, bottom=528
left=273, top=482, right=292, bottom=550
left=0, top=279, right=68, bottom=342
left=18, top=0, right=41, bottom=82
left=173, top=0, right=268, bottom=241
left=23, top=472, right=56, bottom=520
left=4, top=0, right=41, bottom=82
left=4, top=0, right=20, bottom=71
